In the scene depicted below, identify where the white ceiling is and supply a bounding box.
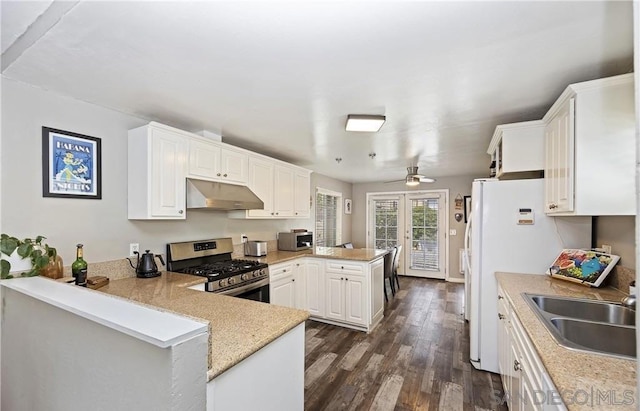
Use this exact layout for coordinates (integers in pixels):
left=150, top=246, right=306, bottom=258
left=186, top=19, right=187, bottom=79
left=1, top=1, right=634, bottom=183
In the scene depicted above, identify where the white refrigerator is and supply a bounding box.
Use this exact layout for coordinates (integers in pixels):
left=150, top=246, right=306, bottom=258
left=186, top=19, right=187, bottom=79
left=463, top=178, right=591, bottom=374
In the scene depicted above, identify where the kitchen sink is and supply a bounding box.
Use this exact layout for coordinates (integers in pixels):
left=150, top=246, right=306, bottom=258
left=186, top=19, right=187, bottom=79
left=529, top=295, right=635, bottom=325
left=523, top=293, right=636, bottom=359
left=550, top=318, right=636, bottom=358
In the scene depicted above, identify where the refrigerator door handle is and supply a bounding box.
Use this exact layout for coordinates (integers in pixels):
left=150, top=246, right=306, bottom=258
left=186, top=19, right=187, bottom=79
left=464, top=213, right=472, bottom=274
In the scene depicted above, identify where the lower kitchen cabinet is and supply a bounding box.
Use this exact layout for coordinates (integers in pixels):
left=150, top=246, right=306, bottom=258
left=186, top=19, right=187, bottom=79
left=269, top=257, right=384, bottom=332
left=497, top=286, right=566, bottom=411
left=305, top=259, right=325, bottom=317
left=269, top=261, right=306, bottom=310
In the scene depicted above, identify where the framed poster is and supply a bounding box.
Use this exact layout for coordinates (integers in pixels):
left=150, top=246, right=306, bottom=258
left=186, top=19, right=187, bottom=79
left=42, top=127, right=102, bottom=199
left=344, top=199, right=352, bottom=214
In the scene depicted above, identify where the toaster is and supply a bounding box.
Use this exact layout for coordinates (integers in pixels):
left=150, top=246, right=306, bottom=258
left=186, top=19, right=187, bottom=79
left=244, top=240, right=267, bottom=257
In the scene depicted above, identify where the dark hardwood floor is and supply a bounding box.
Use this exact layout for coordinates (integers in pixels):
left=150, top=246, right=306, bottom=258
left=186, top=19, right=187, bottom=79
left=304, top=277, right=507, bottom=411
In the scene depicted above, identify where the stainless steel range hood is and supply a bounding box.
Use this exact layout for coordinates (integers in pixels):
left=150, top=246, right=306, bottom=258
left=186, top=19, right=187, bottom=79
left=186, top=179, right=264, bottom=211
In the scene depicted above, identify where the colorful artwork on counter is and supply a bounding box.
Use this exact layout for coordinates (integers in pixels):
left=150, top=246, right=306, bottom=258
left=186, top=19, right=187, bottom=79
left=547, top=249, right=619, bottom=287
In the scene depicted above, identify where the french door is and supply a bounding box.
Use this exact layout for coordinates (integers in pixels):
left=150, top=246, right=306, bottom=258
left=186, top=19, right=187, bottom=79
left=368, top=191, right=447, bottom=279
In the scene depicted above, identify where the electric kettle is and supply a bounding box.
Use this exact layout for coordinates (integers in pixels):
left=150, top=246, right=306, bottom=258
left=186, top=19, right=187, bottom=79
left=127, top=250, right=165, bottom=278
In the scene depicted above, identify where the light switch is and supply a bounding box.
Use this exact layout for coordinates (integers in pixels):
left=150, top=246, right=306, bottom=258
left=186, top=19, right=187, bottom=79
left=449, top=229, right=457, bottom=236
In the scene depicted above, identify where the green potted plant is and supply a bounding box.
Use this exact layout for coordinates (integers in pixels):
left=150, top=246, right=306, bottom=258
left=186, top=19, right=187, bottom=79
left=0, top=234, right=57, bottom=279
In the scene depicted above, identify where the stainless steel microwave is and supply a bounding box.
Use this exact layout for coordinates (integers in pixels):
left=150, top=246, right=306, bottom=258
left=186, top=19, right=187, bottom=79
left=278, top=232, right=313, bottom=251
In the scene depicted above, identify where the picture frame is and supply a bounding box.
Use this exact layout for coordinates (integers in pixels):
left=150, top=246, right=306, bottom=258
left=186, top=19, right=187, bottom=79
left=42, top=127, right=102, bottom=199
left=344, top=199, right=352, bottom=214
left=463, top=195, right=471, bottom=223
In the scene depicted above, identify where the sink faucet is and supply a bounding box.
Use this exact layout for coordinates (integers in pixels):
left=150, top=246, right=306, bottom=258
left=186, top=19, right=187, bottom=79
left=621, top=295, right=636, bottom=310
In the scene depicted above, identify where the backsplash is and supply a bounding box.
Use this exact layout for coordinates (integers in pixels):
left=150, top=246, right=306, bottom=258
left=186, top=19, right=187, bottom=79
left=606, top=265, right=636, bottom=294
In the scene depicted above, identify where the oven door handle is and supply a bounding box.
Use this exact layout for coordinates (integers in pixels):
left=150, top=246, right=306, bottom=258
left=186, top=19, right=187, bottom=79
left=215, top=278, right=270, bottom=297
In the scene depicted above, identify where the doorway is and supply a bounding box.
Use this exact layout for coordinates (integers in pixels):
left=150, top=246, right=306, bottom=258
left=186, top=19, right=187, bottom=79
left=367, top=190, right=448, bottom=279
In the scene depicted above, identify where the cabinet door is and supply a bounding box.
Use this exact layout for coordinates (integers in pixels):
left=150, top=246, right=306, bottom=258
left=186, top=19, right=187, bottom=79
left=293, top=170, right=310, bottom=218
left=305, top=259, right=325, bottom=317
left=325, top=273, right=345, bottom=321
left=344, top=275, right=366, bottom=325
left=270, top=277, right=295, bottom=308
left=274, top=165, right=295, bottom=217
left=509, top=335, right=523, bottom=411
left=545, top=98, right=574, bottom=214
left=220, top=147, right=249, bottom=184
left=150, top=128, right=187, bottom=218
left=188, top=139, right=220, bottom=180
left=293, top=261, right=307, bottom=310
left=247, top=156, right=274, bottom=217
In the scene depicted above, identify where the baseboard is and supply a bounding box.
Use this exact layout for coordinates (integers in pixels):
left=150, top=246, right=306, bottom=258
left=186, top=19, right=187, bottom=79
left=446, top=277, right=465, bottom=283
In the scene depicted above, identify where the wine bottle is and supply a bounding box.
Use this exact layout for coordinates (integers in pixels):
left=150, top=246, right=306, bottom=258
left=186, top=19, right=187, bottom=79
left=72, top=243, right=88, bottom=287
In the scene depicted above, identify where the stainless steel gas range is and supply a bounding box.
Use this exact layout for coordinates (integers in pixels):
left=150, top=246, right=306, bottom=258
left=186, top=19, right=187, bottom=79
left=166, top=238, right=269, bottom=303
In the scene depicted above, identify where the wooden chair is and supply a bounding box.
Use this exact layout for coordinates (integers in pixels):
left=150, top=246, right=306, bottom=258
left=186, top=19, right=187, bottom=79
left=392, top=244, right=402, bottom=290
left=383, top=247, right=397, bottom=302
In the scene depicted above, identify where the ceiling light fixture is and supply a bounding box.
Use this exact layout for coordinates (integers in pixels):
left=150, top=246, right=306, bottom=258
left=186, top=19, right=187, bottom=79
left=345, top=114, right=386, bottom=132
left=405, top=175, right=421, bottom=186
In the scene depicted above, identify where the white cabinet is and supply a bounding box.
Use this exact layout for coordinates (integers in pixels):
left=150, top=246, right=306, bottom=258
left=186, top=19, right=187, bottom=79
left=269, top=257, right=384, bottom=332
left=487, top=120, right=545, bottom=178
left=187, top=138, right=248, bottom=185
left=230, top=156, right=311, bottom=219
left=543, top=73, right=635, bottom=215
left=305, top=259, right=325, bottom=317
left=497, top=286, right=566, bottom=411
left=128, top=122, right=188, bottom=220
left=269, top=261, right=306, bottom=309
left=247, top=156, right=274, bottom=218
left=324, top=260, right=367, bottom=327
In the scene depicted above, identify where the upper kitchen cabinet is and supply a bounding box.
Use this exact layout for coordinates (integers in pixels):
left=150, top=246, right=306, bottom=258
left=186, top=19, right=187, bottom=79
left=230, top=155, right=311, bottom=219
left=128, top=122, right=188, bottom=219
left=487, top=120, right=545, bottom=179
left=187, top=137, right=248, bottom=185
left=543, top=73, right=635, bottom=216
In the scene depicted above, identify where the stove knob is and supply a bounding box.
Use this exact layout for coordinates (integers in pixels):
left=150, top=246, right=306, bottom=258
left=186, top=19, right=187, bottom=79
left=254, top=271, right=261, bottom=278
left=240, top=274, right=248, bottom=281
left=228, top=277, right=236, bottom=285
left=219, top=279, right=227, bottom=287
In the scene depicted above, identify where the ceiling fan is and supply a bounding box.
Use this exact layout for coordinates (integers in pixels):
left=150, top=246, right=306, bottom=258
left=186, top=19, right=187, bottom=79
left=385, top=166, right=436, bottom=186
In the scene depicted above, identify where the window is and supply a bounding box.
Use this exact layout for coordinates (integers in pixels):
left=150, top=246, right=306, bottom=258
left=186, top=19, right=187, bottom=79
left=315, top=188, right=342, bottom=247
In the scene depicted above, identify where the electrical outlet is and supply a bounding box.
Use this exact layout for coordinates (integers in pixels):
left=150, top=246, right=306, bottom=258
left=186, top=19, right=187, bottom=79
left=449, top=229, right=457, bottom=236
left=241, top=234, right=248, bottom=243
left=129, top=243, right=139, bottom=256
left=602, top=244, right=612, bottom=254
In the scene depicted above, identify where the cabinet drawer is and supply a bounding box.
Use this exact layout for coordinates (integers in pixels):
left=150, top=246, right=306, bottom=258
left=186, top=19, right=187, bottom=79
left=269, top=263, right=294, bottom=281
left=325, top=260, right=365, bottom=276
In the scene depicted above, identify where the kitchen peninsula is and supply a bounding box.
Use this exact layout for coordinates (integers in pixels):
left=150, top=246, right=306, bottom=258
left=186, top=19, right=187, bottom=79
left=99, top=272, right=309, bottom=410
left=250, top=246, right=388, bottom=333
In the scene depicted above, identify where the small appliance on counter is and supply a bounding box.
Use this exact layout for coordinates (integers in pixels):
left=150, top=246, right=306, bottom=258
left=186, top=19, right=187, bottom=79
left=278, top=231, right=313, bottom=251
left=127, top=249, right=164, bottom=278
left=244, top=240, right=267, bottom=257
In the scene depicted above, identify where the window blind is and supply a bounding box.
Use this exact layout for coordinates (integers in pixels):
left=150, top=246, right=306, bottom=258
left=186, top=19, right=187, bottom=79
left=316, top=190, right=342, bottom=247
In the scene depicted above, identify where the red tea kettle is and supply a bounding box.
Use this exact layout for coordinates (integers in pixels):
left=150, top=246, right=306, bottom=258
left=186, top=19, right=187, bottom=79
left=127, top=250, right=164, bottom=278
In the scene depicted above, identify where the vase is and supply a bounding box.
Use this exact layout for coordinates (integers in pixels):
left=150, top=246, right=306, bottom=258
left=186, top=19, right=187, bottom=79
left=40, top=255, right=64, bottom=279
left=2, top=251, right=32, bottom=274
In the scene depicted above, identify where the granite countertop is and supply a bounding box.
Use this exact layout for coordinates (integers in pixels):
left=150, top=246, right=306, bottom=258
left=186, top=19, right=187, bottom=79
left=246, top=247, right=388, bottom=265
left=495, top=272, right=636, bottom=410
left=98, top=272, right=309, bottom=381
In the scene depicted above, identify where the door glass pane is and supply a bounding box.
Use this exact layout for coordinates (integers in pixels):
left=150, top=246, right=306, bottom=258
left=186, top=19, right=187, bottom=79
left=410, top=198, right=439, bottom=271
left=372, top=199, right=399, bottom=249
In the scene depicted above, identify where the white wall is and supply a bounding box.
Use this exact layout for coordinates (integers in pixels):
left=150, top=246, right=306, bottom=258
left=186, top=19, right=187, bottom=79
left=0, top=77, right=350, bottom=264
left=352, top=175, right=481, bottom=280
